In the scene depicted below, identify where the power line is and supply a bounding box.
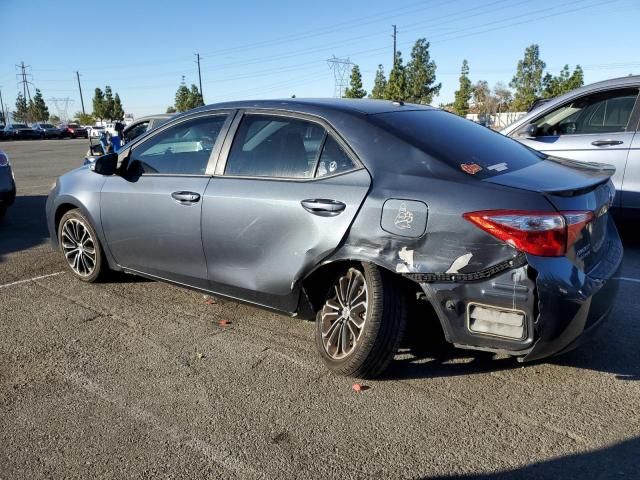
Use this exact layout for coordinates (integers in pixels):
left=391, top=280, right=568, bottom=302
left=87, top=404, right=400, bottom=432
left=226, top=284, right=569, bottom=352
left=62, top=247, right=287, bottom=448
left=16, top=62, right=34, bottom=102
left=48, top=97, right=73, bottom=122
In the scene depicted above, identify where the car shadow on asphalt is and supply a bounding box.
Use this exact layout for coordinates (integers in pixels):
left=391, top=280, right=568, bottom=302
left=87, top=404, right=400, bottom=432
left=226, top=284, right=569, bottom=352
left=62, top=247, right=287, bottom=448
left=423, top=436, right=639, bottom=479
left=385, top=279, right=640, bottom=381
left=0, top=195, right=50, bottom=262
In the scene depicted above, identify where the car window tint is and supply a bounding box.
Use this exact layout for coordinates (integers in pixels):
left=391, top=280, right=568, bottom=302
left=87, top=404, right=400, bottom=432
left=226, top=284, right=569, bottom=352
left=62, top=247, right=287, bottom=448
left=128, top=115, right=227, bottom=175
left=532, top=88, right=638, bottom=136
left=225, top=115, right=325, bottom=178
left=370, top=110, right=544, bottom=179
left=316, top=135, right=355, bottom=177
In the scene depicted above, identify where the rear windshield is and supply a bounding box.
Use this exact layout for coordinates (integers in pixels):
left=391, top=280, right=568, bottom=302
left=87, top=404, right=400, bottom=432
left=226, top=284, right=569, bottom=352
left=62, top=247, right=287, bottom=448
left=369, top=110, right=544, bottom=179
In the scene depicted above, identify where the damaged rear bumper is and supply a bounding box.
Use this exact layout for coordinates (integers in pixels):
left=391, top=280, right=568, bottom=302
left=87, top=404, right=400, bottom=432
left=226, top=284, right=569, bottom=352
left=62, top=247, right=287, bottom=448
left=404, top=227, right=623, bottom=361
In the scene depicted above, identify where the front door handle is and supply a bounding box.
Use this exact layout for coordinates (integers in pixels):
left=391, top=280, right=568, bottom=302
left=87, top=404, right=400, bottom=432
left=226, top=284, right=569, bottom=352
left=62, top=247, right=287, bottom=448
left=171, top=191, right=201, bottom=204
left=591, top=139, right=624, bottom=147
left=301, top=199, right=346, bottom=217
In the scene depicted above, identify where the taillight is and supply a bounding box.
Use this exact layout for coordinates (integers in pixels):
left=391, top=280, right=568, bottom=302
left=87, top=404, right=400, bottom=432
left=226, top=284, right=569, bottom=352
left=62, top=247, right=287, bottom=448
left=463, top=210, right=594, bottom=257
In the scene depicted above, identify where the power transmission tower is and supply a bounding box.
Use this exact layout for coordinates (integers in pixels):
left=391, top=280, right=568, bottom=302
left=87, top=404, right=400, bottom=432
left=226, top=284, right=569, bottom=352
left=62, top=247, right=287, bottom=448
left=75, top=71, right=86, bottom=115
left=327, top=56, right=353, bottom=98
left=48, top=97, right=73, bottom=122
left=392, top=25, right=397, bottom=66
left=195, top=53, right=204, bottom=103
left=16, top=62, right=34, bottom=102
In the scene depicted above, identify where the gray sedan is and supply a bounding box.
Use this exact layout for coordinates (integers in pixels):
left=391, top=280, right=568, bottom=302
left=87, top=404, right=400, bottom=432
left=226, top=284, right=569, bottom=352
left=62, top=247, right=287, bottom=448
left=502, top=75, right=640, bottom=212
left=47, top=99, right=622, bottom=377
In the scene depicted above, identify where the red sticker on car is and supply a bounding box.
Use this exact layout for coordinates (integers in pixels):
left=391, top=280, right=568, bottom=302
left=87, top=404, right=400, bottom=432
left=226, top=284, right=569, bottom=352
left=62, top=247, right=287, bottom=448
left=461, top=163, right=482, bottom=175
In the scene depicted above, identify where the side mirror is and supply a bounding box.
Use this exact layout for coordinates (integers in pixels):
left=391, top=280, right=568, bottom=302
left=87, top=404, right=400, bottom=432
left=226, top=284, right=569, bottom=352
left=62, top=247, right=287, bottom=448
left=521, top=124, right=538, bottom=138
left=90, top=153, right=118, bottom=175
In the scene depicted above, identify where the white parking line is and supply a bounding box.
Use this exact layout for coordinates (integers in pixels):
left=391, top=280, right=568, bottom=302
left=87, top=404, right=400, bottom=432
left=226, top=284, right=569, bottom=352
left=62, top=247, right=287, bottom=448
left=0, top=271, right=64, bottom=289
left=613, top=277, right=640, bottom=284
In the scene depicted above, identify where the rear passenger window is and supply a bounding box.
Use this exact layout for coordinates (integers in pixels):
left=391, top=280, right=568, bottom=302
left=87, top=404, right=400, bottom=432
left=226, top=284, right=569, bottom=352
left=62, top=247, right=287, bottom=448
left=128, top=115, right=227, bottom=175
left=225, top=115, right=325, bottom=178
left=316, top=136, right=355, bottom=177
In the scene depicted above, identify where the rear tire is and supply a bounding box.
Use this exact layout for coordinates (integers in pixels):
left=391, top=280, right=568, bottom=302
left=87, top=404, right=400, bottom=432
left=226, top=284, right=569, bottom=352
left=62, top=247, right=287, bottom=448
left=315, top=263, right=407, bottom=378
left=0, top=205, right=6, bottom=221
left=58, top=209, right=106, bottom=282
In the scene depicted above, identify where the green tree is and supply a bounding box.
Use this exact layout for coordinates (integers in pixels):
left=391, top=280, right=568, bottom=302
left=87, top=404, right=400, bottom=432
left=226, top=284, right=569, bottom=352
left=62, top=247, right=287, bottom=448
left=452, top=59, right=472, bottom=116
left=166, top=106, right=177, bottom=114
left=343, top=65, right=367, bottom=98
left=188, top=84, right=204, bottom=109
left=75, top=112, right=95, bottom=125
left=542, top=64, right=584, bottom=98
left=49, top=114, right=60, bottom=124
left=175, top=82, right=191, bottom=112
left=29, top=89, right=49, bottom=121
left=14, top=93, right=29, bottom=122
left=405, top=38, right=441, bottom=104
left=103, top=86, right=115, bottom=120
left=113, top=93, right=124, bottom=120
left=510, top=44, right=546, bottom=111
left=384, top=51, right=407, bottom=101
left=369, top=64, right=387, bottom=99
left=92, top=88, right=106, bottom=120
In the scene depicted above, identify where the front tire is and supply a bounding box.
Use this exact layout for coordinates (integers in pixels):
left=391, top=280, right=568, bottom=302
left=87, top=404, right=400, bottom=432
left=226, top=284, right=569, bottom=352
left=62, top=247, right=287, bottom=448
left=58, top=209, right=106, bottom=282
left=315, top=263, right=407, bottom=378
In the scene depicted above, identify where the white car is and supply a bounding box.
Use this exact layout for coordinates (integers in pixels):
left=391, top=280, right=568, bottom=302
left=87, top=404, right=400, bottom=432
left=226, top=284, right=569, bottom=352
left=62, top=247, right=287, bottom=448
left=89, top=126, right=106, bottom=138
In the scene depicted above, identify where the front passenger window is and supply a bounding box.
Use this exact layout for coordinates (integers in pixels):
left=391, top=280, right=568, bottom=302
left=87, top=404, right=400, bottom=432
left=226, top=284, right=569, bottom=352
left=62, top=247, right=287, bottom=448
left=532, top=88, right=638, bottom=136
left=127, top=115, right=227, bottom=175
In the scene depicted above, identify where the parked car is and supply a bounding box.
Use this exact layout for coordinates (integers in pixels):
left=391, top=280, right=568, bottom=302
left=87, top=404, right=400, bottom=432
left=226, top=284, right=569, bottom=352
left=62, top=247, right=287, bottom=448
left=47, top=99, right=622, bottom=378
left=0, top=150, right=16, bottom=220
left=3, top=123, right=40, bottom=140
left=89, top=125, right=106, bottom=138
left=59, top=123, right=88, bottom=139
left=84, top=114, right=174, bottom=165
left=32, top=122, right=63, bottom=139
left=0, top=125, right=6, bottom=141
left=502, top=75, right=640, bottom=213
left=122, top=114, right=173, bottom=145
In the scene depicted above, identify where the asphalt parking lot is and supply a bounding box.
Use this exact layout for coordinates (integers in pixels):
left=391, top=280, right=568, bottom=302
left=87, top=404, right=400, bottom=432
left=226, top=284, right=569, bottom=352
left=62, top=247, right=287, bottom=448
left=0, top=139, right=639, bottom=479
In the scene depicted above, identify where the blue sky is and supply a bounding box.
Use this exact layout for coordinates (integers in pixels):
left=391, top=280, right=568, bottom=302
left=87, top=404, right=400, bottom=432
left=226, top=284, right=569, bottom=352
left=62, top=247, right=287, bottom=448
left=1, top=0, right=639, bottom=118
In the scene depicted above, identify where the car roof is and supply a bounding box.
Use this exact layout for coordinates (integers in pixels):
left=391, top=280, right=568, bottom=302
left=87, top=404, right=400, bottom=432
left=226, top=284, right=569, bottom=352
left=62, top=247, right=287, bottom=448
left=190, top=98, right=435, bottom=116
left=130, top=114, right=174, bottom=123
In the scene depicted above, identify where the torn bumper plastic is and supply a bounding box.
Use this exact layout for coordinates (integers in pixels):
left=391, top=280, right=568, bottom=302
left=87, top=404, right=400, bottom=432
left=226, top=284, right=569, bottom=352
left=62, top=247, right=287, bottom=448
left=406, top=229, right=623, bottom=361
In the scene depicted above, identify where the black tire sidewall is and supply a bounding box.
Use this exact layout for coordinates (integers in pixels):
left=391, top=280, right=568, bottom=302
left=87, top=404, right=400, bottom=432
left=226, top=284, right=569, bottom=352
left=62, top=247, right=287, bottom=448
left=57, top=209, right=104, bottom=282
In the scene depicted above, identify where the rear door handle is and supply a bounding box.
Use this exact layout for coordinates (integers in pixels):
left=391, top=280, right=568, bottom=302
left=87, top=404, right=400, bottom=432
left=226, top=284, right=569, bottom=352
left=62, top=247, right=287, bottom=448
left=591, top=139, right=624, bottom=147
left=301, top=199, right=346, bottom=217
left=171, top=191, right=201, bottom=204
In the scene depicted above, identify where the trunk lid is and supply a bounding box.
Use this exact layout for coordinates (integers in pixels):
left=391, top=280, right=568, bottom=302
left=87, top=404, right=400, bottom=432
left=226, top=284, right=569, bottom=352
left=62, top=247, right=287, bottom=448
left=484, top=156, right=616, bottom=273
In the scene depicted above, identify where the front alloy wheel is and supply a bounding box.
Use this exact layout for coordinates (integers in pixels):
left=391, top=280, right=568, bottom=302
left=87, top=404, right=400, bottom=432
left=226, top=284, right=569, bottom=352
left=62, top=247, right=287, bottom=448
left=58, top=209, right=105, bottom=282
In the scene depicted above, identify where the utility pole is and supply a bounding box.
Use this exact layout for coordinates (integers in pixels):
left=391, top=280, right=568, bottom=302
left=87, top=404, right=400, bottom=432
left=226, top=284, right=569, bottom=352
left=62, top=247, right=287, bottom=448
left=392, top=25, right=397, bottom=66
left=75, top=71, right=86, bottom=115
left=195, top=53, right=203, bottom=103
left=0, top=87, right=6, bottom=123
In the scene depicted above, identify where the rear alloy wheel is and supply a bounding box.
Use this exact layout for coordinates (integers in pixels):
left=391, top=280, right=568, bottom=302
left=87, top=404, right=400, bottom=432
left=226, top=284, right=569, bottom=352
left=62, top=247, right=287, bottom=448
left=315, top=263, right=407, bottom=378
left=58, top=209, right=105, bottom=282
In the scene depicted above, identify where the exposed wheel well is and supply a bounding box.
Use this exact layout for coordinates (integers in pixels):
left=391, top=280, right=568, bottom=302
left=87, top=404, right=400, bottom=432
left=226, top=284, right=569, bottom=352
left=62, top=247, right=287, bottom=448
left=301, top=260, right=423, bottom=315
